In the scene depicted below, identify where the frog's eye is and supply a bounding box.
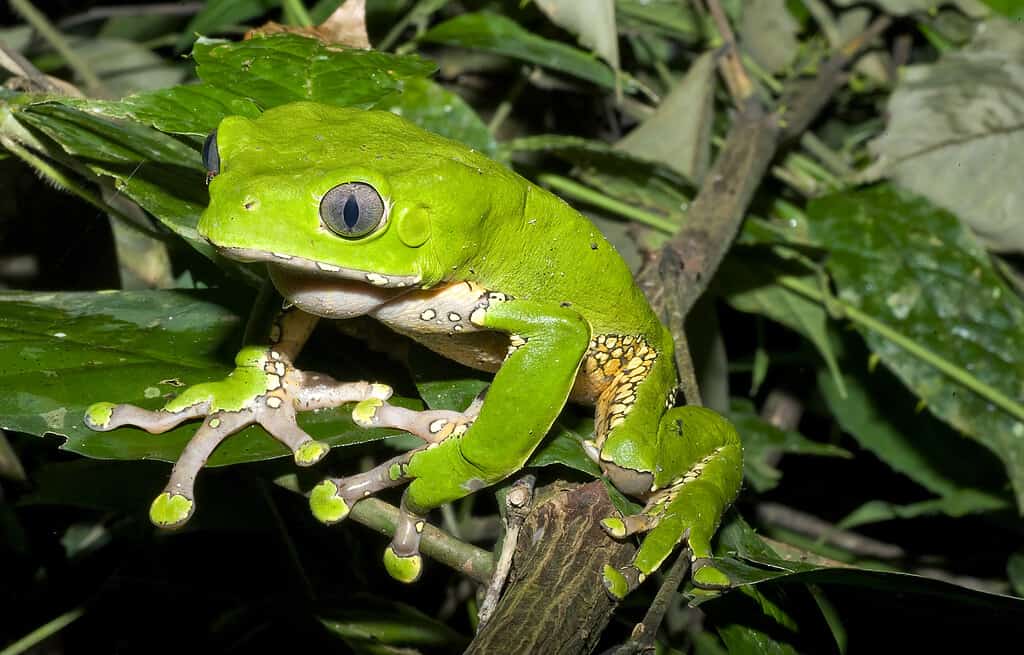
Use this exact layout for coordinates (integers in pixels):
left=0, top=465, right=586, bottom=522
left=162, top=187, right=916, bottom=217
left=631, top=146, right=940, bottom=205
left=320, top=182, right=386, bottom=239
left=202, top=130, right=220, bottom=177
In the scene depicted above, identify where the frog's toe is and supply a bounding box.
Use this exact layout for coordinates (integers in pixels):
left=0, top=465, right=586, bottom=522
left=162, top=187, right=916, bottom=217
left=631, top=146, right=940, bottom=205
left=149, top=492, right=194, bottom=528
left=600, top=513, right=653, bottom=539
left=309, top=479, right=352, bottom=524
left=383, top=546, right=423, bottom=583
left=692, top=558, right=731, bottom=590
left=352, top=397, right=480, bottom=444
left=84, top=402, right=204, bottom=434
left=293, top=440, right=330, bottom=466
left=602, top=564, right=643, bottom=600
left=84, top=402, right=117, bottom=429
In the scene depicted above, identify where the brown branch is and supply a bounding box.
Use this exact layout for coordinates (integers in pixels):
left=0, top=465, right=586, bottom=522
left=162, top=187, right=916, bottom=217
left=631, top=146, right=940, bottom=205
left=637, top=16, right=891, bottom=324
left=466, top=482, right=635, bottom=654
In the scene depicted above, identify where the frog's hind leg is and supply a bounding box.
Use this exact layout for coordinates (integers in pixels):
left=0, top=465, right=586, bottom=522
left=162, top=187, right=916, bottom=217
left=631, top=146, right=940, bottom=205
left=600, top=405, right=742, bottom=599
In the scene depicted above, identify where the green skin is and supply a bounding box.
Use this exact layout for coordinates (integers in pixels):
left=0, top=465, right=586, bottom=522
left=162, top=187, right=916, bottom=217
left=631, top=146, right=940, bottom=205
left=85, top=102, right=743, bottom=597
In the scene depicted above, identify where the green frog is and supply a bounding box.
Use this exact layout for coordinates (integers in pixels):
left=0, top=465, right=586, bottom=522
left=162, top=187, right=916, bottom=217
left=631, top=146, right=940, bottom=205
left=85, top=102, right=742, bottom=598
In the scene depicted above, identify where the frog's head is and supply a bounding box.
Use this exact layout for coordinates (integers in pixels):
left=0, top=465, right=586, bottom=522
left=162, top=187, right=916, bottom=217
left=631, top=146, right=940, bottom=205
left=198, top=102, right=519, bottom=290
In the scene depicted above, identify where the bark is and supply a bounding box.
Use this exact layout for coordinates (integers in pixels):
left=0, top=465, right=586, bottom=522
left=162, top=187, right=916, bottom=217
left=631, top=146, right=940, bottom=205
left=466, top=482, right=634, bottom=654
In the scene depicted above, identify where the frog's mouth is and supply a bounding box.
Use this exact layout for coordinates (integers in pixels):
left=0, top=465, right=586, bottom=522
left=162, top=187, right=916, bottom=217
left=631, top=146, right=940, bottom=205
left=218, top=246, right=421, bottom=290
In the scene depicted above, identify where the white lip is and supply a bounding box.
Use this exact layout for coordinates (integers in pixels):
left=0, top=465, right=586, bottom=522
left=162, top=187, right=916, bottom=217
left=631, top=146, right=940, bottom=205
left=218, top=246, right=421, bottom=289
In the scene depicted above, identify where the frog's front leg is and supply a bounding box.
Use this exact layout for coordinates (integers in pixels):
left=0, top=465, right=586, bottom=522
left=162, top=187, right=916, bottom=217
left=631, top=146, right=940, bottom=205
left=311, top=297, right=591, bottom=581
left=84, top=304, right=392, bottom=527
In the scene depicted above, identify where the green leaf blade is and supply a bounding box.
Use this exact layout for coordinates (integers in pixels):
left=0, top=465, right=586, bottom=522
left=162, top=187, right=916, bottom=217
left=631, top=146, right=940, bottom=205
left=807, top=184, right=1024, bottom=507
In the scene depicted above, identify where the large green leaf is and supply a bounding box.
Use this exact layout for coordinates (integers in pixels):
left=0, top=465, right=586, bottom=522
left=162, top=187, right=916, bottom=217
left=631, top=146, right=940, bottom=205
left=807, top=185, right=1024, bottom=506
left=88, top=33, right=437, bottom=136
left=420, top=12, right=617, bottom=88
left=192, top=34, right=437, bottom=110
left=0, top=291, right=414, bottom=466
left=13, top=102, right=227, bottom=268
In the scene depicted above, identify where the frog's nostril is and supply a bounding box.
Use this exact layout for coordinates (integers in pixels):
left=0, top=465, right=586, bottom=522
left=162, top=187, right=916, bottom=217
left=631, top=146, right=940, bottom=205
left=243, top=197, right=259, bottom=211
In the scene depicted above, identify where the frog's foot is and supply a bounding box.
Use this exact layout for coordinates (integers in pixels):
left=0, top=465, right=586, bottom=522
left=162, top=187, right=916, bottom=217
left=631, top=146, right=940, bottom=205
left=600, top=446, right=742, bottom=599
left=382, top=491, right=426, bottom=583
left=85, top=347, right=393, bottom=528
left=351, top=389, right=485, bottom=444
left=309, top=449, right=421, bottom=524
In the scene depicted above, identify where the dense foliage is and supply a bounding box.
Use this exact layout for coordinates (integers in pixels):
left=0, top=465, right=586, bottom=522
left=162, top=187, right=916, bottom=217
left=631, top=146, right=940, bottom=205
left=1, top=0, right=1023, bottom=652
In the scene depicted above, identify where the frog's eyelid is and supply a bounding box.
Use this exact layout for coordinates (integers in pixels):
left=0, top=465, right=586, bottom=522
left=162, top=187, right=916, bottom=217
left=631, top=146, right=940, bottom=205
left=202, top=130, right=220, bottom=177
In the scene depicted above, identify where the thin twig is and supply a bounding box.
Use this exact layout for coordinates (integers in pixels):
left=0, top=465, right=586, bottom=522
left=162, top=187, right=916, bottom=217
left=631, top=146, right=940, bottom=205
left=274, top=475, right=494, bottom=583
left=636, top=15, right=891, bottom=326
left=606, top=548, right=693, bottom=655
left=478, top=474, right=536, bottom=627
left=703, top=0, right=754, bottom=104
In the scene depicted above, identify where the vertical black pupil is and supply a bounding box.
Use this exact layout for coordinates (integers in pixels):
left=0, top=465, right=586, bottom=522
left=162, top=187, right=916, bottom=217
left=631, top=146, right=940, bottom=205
left=343, top=194, right=360, bottom=228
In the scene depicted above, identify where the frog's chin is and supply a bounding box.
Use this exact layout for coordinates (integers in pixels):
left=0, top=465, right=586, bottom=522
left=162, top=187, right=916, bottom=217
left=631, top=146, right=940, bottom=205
left=267, top=264, right=408, bottom=320
left=216, top=246, right=421, bottom=290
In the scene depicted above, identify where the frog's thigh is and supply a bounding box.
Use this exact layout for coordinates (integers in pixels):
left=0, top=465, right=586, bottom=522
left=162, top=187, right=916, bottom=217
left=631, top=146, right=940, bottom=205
left=402, top=299, right=591, bottom=512
left=601, top=406, right=742, bottom=598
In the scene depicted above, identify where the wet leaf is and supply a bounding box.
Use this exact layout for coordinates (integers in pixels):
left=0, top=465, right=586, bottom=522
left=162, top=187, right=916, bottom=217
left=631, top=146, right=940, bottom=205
left=374, top=78, right=496, bottom=155
left=871, top=18, right=1024, bottom=252
left=808, top=185, right=1024, bottom=507
left=192, top=33, right=437, bottom=110
left=739, top=0, right=799, bottom=74
left=420, top=12, right=616, bottom=88
left=535, top=0, right=619, bottom=70
left=0, top=290, right=416, bottom=466
left=616, top=51, right=714, bottom=181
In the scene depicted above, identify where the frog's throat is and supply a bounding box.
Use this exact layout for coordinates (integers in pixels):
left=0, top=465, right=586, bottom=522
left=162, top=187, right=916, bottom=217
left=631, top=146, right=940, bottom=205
left=217, top=246, right=421, bottom=289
